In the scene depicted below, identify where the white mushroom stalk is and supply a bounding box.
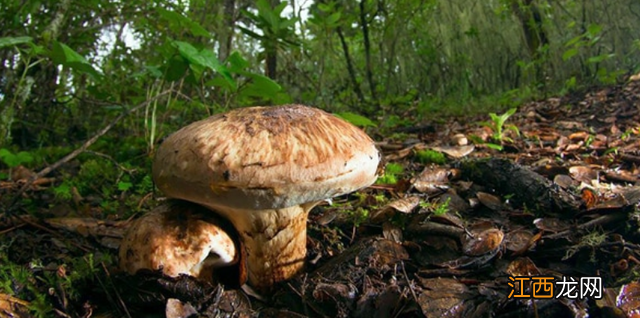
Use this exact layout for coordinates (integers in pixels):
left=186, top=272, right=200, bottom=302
left=152, top=105, right=380, bottom=291
left=119, top=201, right=238, bottom=281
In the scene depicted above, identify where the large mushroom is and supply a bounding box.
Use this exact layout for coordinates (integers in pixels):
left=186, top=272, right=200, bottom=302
left=150, top=104, right=380, bottom=290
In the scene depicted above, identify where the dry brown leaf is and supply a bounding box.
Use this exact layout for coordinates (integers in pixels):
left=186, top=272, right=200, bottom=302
left=506, top=257, right=541, bottom=277
left=475, top=192, right=503, bottom=211
left=461, top=226, right=504, bottom=256
left=370, top=196, right=421, bottom=223
left=412, top=167, right=450, bottom=193
left=569, top=165, right=598, bottom=183
left=533, top=218, right=570, bottom=232
left=504, top=230, right=535, bottom=253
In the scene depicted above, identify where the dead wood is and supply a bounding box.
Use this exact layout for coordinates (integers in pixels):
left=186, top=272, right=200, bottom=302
left=457, top=158, right=582, bottom=217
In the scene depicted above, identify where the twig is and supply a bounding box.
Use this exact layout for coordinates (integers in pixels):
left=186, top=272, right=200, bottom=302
left=85, top=150, right=137, bottom=174
left=7, top=90, right=173, bottom=212
left=400, top=261, right=419, bottom=303
left=544, top=212, right=628, bottom=240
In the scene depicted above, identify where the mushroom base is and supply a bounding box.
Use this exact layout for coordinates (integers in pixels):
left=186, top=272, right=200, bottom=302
left=206, top=203, right=315, bottom=291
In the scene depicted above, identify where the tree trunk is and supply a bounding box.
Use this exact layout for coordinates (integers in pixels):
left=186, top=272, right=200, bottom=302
left=337, top=27, right=365, bottom=103
left=218, top=0, right=236, bottom=61
left=265, top=0, right=280, bottom=80
left=510, top=0, right=549, bottom=83
left=359, top=0, right=378, bottom=104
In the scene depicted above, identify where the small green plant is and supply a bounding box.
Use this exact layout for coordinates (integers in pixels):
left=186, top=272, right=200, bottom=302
left=52, top=181, right=73, bottom=201
left=0, top=148, right=34, bottom=168
left=479, top=108, right=520, bottom=150
left=346, top=207, right=370, bottom=227
left=420, top=197, right=451, bottom=216
left=414, top=149, right=446, bottom=165
left=0, top=148, right=34, bottom=179
left=376, top=162, right=404, bottom=184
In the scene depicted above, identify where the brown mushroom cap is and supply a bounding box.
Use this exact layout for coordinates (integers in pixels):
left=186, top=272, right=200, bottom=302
left=119, top=200, right=238, bottom=281
left=152, top=104, right=380, bottom=211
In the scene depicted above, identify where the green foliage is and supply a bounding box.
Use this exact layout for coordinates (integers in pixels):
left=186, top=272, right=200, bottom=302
left=0, top=249, right=112, bottom=318
left=51, top=41, right=102, bottom=79
left=414, top=149, right=446, bottom=164
left=52, top=181, right=73, bottom=201
left=376, top=162, right=404, bottom=184
left=561, top=22, right=624, bottom=85
left=478, top=108, right=520, bottom=150
left=334, top=112, right=376, bottom=128
left=0, top=148, right=34, bottom=168
left=238, top=0, right=299, bottom=49
left=346, top=207, right=370, bottom=227
left=419, top=197, right=451, bottom=216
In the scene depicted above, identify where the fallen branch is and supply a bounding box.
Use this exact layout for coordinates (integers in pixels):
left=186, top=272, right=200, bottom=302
left=7, top=90, right=173, bottom=212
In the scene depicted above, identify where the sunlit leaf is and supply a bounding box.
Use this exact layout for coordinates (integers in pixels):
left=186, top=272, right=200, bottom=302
left=238, top=72, right=281, bottom=97
left=51, top=42, right=102, bottom=79
left=334, top=112, right=376, bottom=127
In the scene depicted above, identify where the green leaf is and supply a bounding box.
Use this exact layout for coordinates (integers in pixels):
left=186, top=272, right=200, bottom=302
left=562, top=48, right=579, bottom=61
left=0, top=36, right=33, bottom=49
left=587, top=53, right=614, bottom=64
left=117, top=182, right=133, bottom=191
left=15, top=151, right=33, bottom=165
left=227, top=51, right=250, bottom=72
left=318, top=3, right=332, bottom=12
left=334, top=112, right=376, bottom=127
left=164, top=56, right=189, bottom=81
left=238, top=26, right=265, bottom=41
left=51, top=42, right=102, bottom=79
left=327, top=12, right=342, bottom=25
left=199, top=49, right=234, bottom=86
left=0, top=149, right=32, bottom=168
left=587, top=23, right=603, bottom=37
left=485, top=143, right=504, bottom=151
left=237, top=72, right=281, bottom=97
left=172, top=41, right=203, bottom=66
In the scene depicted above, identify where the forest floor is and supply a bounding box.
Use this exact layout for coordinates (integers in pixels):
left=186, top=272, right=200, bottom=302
left=2, top=79, right=640, bottom=318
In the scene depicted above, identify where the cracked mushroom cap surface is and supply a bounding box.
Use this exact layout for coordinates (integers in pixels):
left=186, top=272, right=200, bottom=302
left=152, top=104, right=380, bottom=210
left=119, top=201, right=239, bottom=281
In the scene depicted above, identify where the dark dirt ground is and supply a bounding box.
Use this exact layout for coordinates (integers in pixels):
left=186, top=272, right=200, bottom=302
left=2, top=79, right=640, bottom=318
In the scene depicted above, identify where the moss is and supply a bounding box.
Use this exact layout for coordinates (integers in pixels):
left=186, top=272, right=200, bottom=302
left=414, top=149, right=446, bottom=164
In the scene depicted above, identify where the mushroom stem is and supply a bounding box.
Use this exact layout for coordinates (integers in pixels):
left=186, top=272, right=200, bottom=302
left=206, top=202, right=317, bottom=290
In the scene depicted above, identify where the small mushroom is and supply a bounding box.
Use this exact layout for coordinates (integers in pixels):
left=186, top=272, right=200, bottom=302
left=119, top=200, right=239, bottom=282
left=152, top=104, right=380, bottom=290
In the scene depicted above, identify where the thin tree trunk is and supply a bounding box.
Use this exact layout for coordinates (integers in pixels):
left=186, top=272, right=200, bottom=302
left=265, top=0, right=280, bottom=80
left=337, top=26, right=365, bottom=103
left=510, top=0, right=549, bottom=83
left=359, top=0, right=378, bottom=103
left=218, top=0, right=236, bottom=61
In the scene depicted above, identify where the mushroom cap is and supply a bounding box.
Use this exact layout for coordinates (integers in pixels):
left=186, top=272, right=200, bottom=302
left=119, top=201, right=238, bottom=280
left=152, top=105, right=380, bottom=210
